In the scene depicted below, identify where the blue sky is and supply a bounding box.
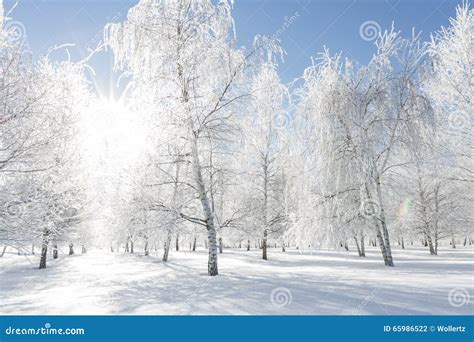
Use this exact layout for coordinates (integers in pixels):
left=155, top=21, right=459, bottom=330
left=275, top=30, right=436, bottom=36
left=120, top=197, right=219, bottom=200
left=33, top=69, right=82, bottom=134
left=4, top=0, right=461, bottom=90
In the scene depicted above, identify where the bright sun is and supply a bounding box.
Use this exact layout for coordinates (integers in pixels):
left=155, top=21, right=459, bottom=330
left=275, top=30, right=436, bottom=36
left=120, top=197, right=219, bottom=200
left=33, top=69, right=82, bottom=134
left=80, top=97, right=148, bottom=169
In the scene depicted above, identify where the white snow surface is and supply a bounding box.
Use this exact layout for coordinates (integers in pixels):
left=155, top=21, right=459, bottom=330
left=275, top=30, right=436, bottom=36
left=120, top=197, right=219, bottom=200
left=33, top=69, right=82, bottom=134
left=0, top=246, right=473, bottom=315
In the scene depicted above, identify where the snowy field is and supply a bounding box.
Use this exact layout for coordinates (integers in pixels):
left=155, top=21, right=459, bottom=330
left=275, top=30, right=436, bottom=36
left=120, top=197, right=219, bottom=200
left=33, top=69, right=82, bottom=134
left=0, top=246, right=472, bottom=315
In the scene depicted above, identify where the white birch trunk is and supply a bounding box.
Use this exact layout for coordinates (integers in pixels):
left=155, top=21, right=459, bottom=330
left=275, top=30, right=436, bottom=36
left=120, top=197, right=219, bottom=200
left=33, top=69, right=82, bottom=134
left=192, top=138, right=218, bottom=276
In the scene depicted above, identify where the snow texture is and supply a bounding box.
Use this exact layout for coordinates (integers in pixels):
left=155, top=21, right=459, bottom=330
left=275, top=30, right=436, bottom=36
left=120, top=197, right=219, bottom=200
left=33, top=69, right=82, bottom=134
left=1, top=246, right=472, bottom=315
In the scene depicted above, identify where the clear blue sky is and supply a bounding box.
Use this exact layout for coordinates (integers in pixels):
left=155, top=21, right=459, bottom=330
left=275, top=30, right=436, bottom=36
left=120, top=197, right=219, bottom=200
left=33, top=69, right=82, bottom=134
left=4, top=0, right=461, bottom=89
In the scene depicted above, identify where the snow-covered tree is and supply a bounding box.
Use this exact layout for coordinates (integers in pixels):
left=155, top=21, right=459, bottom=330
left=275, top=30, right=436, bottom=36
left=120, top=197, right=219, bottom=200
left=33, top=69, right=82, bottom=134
left=0, top=3, right=92, bottom=266
left=240, top=62, right=290, bottom=260
left=104, top=0, right=272, bottom=275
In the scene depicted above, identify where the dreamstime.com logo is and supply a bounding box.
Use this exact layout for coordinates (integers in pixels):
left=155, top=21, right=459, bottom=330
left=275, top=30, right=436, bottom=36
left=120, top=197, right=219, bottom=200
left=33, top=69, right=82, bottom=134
left=4, top=322, right=85, bottom=336
left=5, top=20, right=27, bottom=45
left=448, top=287, right=471, bottom=308
left=270, top=287, right=293, bottom=308
left=359, top=20, right=381, bottom=41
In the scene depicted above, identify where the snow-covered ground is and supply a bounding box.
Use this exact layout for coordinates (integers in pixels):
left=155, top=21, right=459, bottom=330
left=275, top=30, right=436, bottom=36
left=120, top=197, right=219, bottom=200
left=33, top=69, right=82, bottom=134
left=0, top=246, right=472, bottom=315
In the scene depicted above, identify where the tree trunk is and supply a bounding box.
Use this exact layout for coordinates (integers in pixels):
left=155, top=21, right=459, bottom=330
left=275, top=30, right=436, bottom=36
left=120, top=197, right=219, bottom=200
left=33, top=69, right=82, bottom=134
left=31, top=244, right=35, bottom=255
left=144, top=240, right=149, bottom=256
left=53, top=244, right=58, bottom=259
left=360, top=235, right=366, bottom=257
left=247, top=239, right=250, bottom=251
left=354, top=235, right=361, bottom=256
left=375, top=222, right=389, bottom=265
left=207, top=227, right=218, bottom=276
left=39, top=230, right=50, bottom=269
left=451, top=235, right=456, bottom=249
left=82, top=246, right=87, bottom=253
left=192, top=236, right=197, bottom=252
left=130, top=240, right=134, bottom=254
left=219, top=237, right=223, bottom=254
left=0, top=245, right=6, bottom=257
left=374, top=180, right=394, bottom=266
left=162, top=231, right=171, bottom=262
left=426, top=233, right=437, bottom=255
left=262, top=230, right=268, bottom=260
left=365, top=184, right=388, bottom=262
left=401, top=236, right=405, bottom=249
left=39, top=243, right=48, bottom=269
left=354, top=236, right=362, bottom=257
left=69, top=243, right=74, bottom=255
left=175, top=234, right=179, bottom=251
left=281, top=243, right=286, bottom=252
left=192, top=138, right=218, bottom=276
left=365, top=178, right=394, bottom=267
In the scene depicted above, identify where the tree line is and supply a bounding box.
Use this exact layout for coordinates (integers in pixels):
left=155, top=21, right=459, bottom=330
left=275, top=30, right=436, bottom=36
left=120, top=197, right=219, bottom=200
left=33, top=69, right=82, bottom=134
left=0, top=0, right=472, bottom=275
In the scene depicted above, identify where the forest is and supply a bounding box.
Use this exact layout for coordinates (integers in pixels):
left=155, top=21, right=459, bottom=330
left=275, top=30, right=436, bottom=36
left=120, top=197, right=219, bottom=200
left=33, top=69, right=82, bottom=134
left=0, top=0, right=472, bottom=315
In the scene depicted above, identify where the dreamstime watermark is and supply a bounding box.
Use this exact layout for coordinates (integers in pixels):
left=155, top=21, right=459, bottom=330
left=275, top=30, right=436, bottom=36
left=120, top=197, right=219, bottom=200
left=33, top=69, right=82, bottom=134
left=86, top=11, right=123, bottom=50
left=360, top=199, right=380, bottom=219
left=273, top=112, right=292, bottom=130
left=186, top=199, right=202, bottom=218
left=270, top=287, right=292, bottom=307
left=14, top=278, right=35, bottom=293
left=448, top=111, right=470, bottom=131
left=4, top=322, right=85, bottom=336
left=448, top=287, right=470, bottom=308
left=3, top=200, right=25, bottom=219
left=272, top=12, right=300, bottom=40
left=296, top=0, right=311, bottom=8
left=1, top=200, right=26, bottom=229
left=4, top=20, right=27, bottom=45
left=182, top=277, right=213, bottom=307
left=359, top=20, right=381, bottom=41
left=88, top=279, right=122, bottom=308
left=91, top=288, right=117, bottom=308
left=352, top=283, right=381, bottom=314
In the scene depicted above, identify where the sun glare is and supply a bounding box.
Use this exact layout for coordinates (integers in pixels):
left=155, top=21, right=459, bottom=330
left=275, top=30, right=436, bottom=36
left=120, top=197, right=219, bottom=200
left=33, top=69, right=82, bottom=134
left=80, top=97, right=149, bottom=171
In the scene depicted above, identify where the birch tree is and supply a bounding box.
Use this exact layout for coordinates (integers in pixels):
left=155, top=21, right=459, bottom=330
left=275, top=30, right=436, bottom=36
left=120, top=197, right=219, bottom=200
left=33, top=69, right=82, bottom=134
left=105, top=0, right=268, bottom=275
left=1, top=6, right=91, bottom=263
left=241, top=62, right=289, bottom=260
